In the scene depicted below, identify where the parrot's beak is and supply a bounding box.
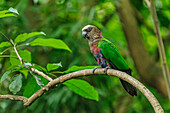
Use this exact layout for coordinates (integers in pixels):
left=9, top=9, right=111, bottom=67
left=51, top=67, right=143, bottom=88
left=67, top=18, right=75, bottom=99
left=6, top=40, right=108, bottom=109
left=82, top=31, right=87, bottom=38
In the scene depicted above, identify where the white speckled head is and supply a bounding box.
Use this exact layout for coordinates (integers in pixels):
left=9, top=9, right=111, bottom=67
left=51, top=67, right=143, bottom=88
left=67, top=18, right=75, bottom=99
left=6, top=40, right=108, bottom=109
left=82, top=25, right=101, bottom=41
left=82, top=25, right=96, bottom=31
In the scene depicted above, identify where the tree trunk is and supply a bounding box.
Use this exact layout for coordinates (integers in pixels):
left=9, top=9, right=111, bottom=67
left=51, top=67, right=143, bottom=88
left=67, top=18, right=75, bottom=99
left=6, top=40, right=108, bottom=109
left=116, top=0, right=168, bottom=97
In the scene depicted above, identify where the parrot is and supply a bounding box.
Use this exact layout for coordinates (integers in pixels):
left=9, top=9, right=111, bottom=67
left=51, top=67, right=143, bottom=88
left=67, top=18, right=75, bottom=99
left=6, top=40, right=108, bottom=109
left=82, top=25, right=137, bottom=96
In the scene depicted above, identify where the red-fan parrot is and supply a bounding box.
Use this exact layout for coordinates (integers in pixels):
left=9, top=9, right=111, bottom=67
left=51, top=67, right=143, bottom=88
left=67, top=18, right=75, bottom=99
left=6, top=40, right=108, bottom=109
left=82, top=25, right=137, bottom=96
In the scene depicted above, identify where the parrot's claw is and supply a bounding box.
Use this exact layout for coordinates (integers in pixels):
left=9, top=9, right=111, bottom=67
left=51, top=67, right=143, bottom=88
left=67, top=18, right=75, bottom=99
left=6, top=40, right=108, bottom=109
left=92, top=67, right=102, bottom=74
left=104, top=66, right=111, bottom=75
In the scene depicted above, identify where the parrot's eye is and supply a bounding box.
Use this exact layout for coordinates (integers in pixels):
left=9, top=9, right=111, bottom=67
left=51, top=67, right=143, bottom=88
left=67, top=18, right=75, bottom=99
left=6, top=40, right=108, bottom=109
left=87, top=27, right=92, bottom=32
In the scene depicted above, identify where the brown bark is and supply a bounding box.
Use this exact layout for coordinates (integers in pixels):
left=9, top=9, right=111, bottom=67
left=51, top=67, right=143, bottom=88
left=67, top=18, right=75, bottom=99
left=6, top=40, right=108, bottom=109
left=116, top=0, right=168, bottom=97
left=0, top=69, right=164, bottom=112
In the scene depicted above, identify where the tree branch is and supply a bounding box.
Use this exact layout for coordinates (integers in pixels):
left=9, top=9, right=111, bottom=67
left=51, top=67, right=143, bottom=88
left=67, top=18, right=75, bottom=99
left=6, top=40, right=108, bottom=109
left=0, top=69, right=164, bottom=112
left=23, top=69, right=163, bottom=113
left=29, top=67, right=53, bottom=81
left=0, top=95, right=28, bottom=103
left=144, top=0, right=170, bottom=99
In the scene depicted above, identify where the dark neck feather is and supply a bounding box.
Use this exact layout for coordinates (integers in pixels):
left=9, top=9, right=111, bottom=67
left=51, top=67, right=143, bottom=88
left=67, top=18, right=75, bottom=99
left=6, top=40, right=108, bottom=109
left=89, top=33, right=103, bottom=49
left=99, top=32, right=104, bottom=38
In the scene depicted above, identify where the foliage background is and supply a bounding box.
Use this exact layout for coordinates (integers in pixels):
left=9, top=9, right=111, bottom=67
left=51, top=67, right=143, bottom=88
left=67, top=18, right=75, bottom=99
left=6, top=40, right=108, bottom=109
left=0, top=0, right=170, bottom=113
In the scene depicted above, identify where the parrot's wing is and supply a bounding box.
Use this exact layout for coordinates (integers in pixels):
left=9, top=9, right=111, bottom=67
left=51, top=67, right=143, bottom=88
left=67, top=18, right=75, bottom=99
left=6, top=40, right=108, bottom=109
left=98, top=38, right=137, bottom=96
left=98, top=38, right=129, bottom=70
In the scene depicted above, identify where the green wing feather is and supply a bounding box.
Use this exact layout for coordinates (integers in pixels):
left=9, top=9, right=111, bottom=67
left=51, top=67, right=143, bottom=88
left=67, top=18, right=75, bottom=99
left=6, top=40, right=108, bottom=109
left=98, top=38, right=129, bottom=70
left=98, top=38, right=137, bottom=96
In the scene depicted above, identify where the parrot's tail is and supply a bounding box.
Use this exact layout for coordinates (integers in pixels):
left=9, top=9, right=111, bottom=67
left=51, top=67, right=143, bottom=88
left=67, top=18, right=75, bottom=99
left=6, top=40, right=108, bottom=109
left=119, top=69, right=137, bottom=96
left=119, top=79, right=137, bottom=96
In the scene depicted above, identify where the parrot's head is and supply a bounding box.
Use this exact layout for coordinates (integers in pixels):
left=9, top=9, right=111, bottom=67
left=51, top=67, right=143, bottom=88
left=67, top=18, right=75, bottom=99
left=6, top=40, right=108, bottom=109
left=82, top=25, right=102, bottom=41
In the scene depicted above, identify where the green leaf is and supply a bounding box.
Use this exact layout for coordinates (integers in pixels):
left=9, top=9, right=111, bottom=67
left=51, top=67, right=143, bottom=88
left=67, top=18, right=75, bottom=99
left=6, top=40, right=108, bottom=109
left=23, top=77, right=41, bottom=98
left=0, top=8, right=18, bottom=18
left=0, top=14, right=16, bottom=18
left=0, top=10, right=11, bottom=15
left=31, top=72, right=44, bottom=87
left=9, top=74, right=22, bottom=94
left=63, top=79, right=99, bottom=101
left=0, top=10, right=16, bottom=18
left=64, top=66, right=96, bottom=73
left=47, top=62, right=62, bottom=71
left=10, top=51, right=19, bottom=65
left=29, top=38, right=72, bottom=52
left=0, top=70, right=11, bottom=82
left=10, top=50, right=31, bottom=66
left=34, top=64, right=47, bottom=72
left=0, top=41, right=11, bottom=48
left=23, top=75, right=48, bottom=98
left=19, top=70, right=28, bottom=78
left=33, top=75, right=44, bottom=87
left=14, top=32, right=45, bottom=44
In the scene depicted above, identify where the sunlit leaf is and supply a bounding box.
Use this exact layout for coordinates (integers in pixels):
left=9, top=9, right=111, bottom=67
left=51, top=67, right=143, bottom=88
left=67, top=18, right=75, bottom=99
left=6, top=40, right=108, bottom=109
left=23, top=62, right=32, bottom=67
left=0, top=10, right=16, bottom=18
left=10, top=50, right=31, bottom=66
left=47, top=62, right=62, bottom=71
left=14, top=32, right=45, bottom=44
left=8, top=7, right=19, bottom=15
left=0, top=10, right=10, bottom=15
left=63, top=79, right=99, bottom=101
left=0, top=41, right=11, bottom=48
left=64, top=66, right=96, bottom=73
left=19, top=70, right=28, bottom=78
left=0, top=8, right=19, bottom=18
left=29, top=38, right=72, bottom=52
left=9, top=74, right=22, bottom=94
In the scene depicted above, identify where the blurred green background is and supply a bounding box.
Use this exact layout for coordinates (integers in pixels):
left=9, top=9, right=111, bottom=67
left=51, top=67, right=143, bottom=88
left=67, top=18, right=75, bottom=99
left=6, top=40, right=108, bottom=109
left=0, top=0, right=170, bottom=113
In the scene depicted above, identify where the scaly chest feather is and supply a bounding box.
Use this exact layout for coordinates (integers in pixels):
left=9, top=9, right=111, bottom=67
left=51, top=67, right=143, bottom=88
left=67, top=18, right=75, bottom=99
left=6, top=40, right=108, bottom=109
left=89, top=40, right=108, bottom=68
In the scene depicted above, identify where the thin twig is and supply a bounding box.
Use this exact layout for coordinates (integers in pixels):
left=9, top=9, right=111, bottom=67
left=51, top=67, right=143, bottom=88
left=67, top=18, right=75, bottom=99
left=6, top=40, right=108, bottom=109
left=0, top=32, right=10, bottom=42
left=144, top=0, right=170, bottom=99
left=0, top=55, right=18, bottom=58
left=23, top=69, right=164, bottom=113
left=0, top=47, right=12, bottom=55
left=0, top=95, right=28, bottom=103
left=144, top=0, right=151, bottom=8
left=10, top=39, right=53, bottom=81
left=29, top=67, right=53, bottom=81
left=10, top=39, right=23, bottom=64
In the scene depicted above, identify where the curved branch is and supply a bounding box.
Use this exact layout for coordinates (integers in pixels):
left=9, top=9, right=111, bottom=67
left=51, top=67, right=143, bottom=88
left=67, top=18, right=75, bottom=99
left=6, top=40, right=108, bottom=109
left=23, top=69, right=163, bottom=113
left=0, top=95, right=28, bottom=103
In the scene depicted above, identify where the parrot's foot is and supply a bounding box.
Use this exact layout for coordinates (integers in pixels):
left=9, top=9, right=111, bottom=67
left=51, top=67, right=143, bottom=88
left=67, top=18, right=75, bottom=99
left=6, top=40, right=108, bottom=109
left=104, top=66, right=111, bottom=75
left=92, top=67, right=102, bottom=74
